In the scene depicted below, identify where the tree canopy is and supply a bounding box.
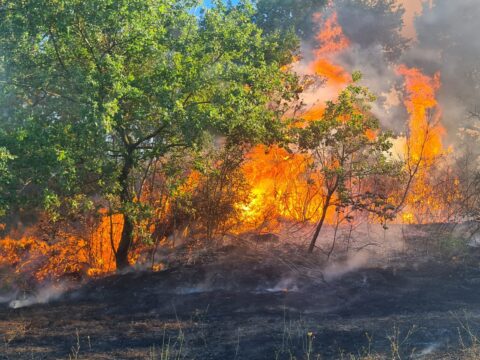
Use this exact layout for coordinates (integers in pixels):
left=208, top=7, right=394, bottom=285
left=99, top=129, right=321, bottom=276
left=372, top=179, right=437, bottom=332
left=0, top=0, right=300, bottom=268
left=255, top=0, right=326, bottom=41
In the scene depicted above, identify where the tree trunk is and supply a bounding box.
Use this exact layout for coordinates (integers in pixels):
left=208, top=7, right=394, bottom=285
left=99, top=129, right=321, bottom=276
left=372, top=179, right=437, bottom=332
left=115, top=150, right=135, bottom=270
left=116, top=214, right=134, bottom=270
left=308, top=193, right=333, bottom=253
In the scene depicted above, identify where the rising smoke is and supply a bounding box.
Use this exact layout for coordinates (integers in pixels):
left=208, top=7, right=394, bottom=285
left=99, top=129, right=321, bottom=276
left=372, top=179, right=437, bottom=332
left=8, top=284, right=66, bottom=309
left=0, top=283, right=68, bottom=309
left=412, top=0, right=480, bottom=138
left=294, top=0, right=479, bottom=144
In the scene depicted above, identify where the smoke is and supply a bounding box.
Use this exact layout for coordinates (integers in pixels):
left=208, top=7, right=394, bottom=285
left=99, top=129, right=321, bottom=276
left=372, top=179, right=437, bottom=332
left=335, top=43, right=408, bottom=131
left=295, top=0, right=480, bottom=146
left=0, top=292, right=17, bottom=304
left=415, top=342, right=442, bottom=358
left=0, top=283, right=68, bottom=309
left=293, top=1, right=410, bottom=131
left=264, top=276, right=300, bottom=293
left=411, top=0, right=480, bottom=139
left=323, top=251, right=370, bottom=281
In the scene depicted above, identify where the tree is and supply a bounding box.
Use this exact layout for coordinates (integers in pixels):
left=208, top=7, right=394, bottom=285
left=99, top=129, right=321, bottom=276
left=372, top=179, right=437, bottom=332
left=335, top=0, right=408, bottom=61
left=296, top=73, right=400, bottom=254
left=0, top=0, right=299, bottom=269
left=0, top=147, right=14, bottom=218
left=255, top=0, right=327, bottom=41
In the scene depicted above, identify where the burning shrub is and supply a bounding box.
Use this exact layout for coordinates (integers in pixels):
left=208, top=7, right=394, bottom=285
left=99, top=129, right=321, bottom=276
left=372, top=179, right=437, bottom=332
left=172, top=145, right=251, bottom=242
left=295, top=73, right=402, bottom=253
left=0, top=0, right=475, bottom=283
left=0, top=205, right=125, bottom=283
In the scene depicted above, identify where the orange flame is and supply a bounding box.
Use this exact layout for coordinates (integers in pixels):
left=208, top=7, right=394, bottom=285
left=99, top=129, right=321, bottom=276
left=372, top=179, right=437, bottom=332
left=397, top=65, right=444, bottom=164
left=396, top=65, right=449, bottom=223
left=238, top=11, right=352, bottom=230
left=0, top=212, right=124, bottom=281
left=311, top=12, right=351, bottom=89
left=239, top=145, right=326, bottom=230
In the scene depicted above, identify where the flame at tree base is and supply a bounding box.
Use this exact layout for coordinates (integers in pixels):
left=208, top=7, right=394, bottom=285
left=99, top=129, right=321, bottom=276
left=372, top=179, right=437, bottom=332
left=0, top=6, right=463, bottom=283
left=0, top=212, right=125, bottom=281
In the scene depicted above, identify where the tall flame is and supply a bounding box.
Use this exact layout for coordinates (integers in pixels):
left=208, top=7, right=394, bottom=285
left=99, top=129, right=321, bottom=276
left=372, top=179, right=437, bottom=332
left=396, top=65, right=448, bottom=223
left=238, top=11, right=351, bottom=230
left=311, top=12, right=351, bottom=88
left=397, top=65, right=444, bottom=164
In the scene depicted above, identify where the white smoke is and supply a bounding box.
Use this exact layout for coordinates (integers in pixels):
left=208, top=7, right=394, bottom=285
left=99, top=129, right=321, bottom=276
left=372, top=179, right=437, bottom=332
left=323, top=251, right=370, bottom=281
left=8, top=284, right=66, bottom=309
left=411, top=0, right=480, bottom=139
left=0, top=292, right=18, bottom=304
left=296, top=0, right=480, bottom=147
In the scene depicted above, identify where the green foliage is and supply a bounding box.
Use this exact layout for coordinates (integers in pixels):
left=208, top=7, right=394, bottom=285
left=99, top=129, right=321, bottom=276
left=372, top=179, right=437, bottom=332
left=296, top=74, right=401, bottom=222
left=255, top=0, right=327, bottom=41
left=0, top=147, right=14, bottom=216
left=0, top=0, right=297, bottom=207
left=0, top=0, right=300, bottom=265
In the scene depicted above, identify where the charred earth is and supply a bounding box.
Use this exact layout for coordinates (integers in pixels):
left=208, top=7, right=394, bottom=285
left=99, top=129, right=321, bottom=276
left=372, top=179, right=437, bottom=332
left=2, top=224, right=480, bottom=359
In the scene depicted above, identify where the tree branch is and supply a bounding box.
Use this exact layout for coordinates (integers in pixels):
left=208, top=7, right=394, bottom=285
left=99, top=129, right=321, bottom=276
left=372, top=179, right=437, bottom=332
left=131, top=123, right=169, bottom=148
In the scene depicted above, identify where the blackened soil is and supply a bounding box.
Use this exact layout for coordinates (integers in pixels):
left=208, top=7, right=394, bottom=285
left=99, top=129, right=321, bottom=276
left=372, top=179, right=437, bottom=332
left=2, top=244, right=480, bottom=359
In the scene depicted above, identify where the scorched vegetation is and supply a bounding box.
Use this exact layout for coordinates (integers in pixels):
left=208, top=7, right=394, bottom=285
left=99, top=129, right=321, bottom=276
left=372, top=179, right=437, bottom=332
left=0, top=0, right=479, bottom=359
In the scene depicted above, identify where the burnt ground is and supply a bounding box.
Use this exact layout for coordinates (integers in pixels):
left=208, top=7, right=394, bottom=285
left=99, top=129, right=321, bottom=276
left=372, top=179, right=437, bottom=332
left=2, top=226, right=480, bottom=359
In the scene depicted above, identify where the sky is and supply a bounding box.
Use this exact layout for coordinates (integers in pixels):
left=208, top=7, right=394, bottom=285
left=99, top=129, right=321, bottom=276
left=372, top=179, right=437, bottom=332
left=203, top=0, right=238, bottom=7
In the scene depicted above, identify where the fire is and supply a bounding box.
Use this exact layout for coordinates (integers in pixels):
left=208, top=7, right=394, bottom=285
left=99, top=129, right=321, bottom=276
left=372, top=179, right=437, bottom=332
left=315, top=12, right=350, bottom=55
left=85, top=212, right=123, bottom=276
left=396, top=65, right=450, bottom=223
left=238, top=10, right=452, bottom=229
left=0, top=212, right=124, bottom=281
left=239, top=145, right=325, bottom=229
left=238, top=11, right=351, bottom=231
left=311, top=12, right=351, bottom=87
left=397, top=65, right=444, bottom=165
left=0, top=9, right=360, bottom=279
left=301, top=11, right=352, bottom=122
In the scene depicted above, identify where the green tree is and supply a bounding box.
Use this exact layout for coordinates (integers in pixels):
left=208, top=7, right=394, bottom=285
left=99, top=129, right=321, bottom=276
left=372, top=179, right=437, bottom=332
left=0, top=147, right=14, bottom=217
left=296, top=73, right=400, bottom=254
left=255, top=0, right=326, bottom=41
left=0, top=0, right=298, bottom=268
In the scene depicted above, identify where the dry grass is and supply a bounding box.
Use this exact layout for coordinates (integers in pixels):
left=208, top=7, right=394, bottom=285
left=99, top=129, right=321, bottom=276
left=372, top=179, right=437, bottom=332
left=2, top=319, right=29, bottom=352
left=146, top=326, right=185, bottom=360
